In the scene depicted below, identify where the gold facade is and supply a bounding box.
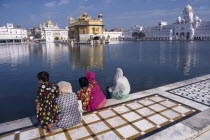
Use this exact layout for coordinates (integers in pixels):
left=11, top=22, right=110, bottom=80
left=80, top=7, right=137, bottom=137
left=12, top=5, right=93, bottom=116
left=68, top=12, right=104, bottom=41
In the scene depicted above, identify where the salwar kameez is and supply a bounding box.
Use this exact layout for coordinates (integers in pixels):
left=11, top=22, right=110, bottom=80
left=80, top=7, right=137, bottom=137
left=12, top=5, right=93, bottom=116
left=111, top=92, right=129, bottom=100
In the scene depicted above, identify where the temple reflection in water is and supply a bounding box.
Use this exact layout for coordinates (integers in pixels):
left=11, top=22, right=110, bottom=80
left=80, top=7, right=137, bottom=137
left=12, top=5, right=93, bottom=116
left=175, top=41, right=198, bottom=76
left=69, top=45, right=104, bottom=71
left=0, top=42, right=200, bottom=76
left=24, top=43, right=104, bottom=71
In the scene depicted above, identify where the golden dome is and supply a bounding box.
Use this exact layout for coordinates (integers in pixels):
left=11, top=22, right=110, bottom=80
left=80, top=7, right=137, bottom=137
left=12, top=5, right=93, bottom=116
left=69, top=17, right=74, bottom=21
left=98, top=13, right=103, bottom=18
left=46, top=20, right=53, bottom=26
left=82, top=12, right=88, bottom=17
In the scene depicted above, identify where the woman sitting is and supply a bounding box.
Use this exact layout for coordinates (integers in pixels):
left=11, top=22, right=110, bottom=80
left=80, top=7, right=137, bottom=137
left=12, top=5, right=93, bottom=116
left=77, top=74, right=106, bottom=111
left=53, top=81, right=81, bottom=129
left=108, top=68, right=131, bottom=100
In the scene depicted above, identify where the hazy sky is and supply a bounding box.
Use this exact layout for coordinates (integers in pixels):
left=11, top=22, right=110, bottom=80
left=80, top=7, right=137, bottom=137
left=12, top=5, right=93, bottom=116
left=0, top=0, right=210, bottom=29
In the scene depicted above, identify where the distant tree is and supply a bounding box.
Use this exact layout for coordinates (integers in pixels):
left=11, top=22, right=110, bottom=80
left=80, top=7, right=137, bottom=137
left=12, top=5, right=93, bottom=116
left=132, top=32, right=139, bottom=39
left=138, top=32, right=145, bottom=39
left=34, top=34, right=41, bottom=39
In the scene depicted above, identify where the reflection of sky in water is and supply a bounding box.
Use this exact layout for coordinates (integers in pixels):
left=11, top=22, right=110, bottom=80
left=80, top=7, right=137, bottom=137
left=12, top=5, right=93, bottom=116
left=0, top=41, right=210, bottom=123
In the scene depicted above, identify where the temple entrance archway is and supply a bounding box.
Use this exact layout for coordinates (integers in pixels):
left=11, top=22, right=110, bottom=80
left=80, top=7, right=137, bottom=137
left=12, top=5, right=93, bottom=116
left=55, top=37, right=59, bottom=40
left=93, top=36, right=100, bottom=40
left=180, top=32, right=185, bottom=39
left=186, top=32, right=190, bottom=40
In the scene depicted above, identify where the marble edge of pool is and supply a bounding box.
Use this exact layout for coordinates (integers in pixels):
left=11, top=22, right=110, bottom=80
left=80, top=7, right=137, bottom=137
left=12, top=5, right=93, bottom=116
left=156, top=74, right=210, bottom=91
left=1, top=74, right=210, bottom=138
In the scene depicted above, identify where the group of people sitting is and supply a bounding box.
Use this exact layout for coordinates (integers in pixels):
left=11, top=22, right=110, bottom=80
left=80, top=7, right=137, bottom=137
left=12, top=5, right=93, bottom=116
left=35, top=68, right=130, bottom=134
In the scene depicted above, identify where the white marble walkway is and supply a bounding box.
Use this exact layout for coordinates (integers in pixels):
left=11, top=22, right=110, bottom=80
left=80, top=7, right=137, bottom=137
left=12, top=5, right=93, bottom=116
left=1, top=74, right=210, bottom=139
left=194, top=129, right=210, bottom=140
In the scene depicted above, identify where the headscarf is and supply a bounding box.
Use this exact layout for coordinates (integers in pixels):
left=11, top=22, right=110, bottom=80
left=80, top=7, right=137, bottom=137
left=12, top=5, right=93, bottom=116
left=57, top=81, right=73, bottom=94
left=114, top=68, right=124, bottom=83
left=85, top=72, right=96, bottom=82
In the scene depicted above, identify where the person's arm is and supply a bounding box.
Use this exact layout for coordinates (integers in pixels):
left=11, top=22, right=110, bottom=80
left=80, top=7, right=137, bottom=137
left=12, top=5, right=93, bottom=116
left=111, top=79, right=122, bottom=93
left=82, top=88, right=91, bottom=110
left=35, top=87, right=42, bottom=111
left=76, top=89, right=82, bottom=100
left=36, top=102, right=40, bottom=111
left=55, top=85, right=59, bottom=98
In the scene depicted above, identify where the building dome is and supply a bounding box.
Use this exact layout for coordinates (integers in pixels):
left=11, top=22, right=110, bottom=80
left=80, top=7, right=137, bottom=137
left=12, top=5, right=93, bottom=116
left=98, top=13, right=103, bottom=18
left=54, top=23, right=59, bottom=28
left=46, top=20, right=53, bottom=26
left=69, top=17, right=74, bottom=22
left=177, top=16, right=182, bottom=23
left=194, top=16, right=199, bottom=22
left=185, top=4, right=193, bottom=12
left=82, top=12, right=88, bottom=17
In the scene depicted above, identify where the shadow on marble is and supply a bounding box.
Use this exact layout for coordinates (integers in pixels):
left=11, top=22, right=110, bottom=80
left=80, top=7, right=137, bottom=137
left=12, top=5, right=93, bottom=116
left=143, top=123, right=197, bottom=140
left=182, top=108, right=210, bottom=132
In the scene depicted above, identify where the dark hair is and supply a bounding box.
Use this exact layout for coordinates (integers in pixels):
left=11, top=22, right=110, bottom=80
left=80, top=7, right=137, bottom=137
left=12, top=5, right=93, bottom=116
left=79, top=77, right=89, bottom=88
left=37, top=71, right=49, bottom=82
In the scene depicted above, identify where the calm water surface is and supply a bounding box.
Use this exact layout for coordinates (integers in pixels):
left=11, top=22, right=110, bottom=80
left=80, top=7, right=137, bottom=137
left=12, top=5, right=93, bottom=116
left=0, top=41, right=210, bottom=123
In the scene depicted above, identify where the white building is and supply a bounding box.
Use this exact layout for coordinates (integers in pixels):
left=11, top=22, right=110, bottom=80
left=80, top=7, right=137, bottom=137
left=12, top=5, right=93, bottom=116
left=123, top=4, right=210, bottom=41
left=143, top=22, right=173, bottom=40
left=103, top=31, right=123, bottom=40
left=174, top=4, right=210, bottom=40
left=40, top=20, right=68, bottom=42
left=0, top=23, right=28, bottom=43
left=122, top=25, right=143, bottom=39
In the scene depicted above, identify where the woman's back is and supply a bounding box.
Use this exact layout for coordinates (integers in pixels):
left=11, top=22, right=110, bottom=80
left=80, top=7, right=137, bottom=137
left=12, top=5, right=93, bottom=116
left=54, top=93, right=81, bottom=129
left=108, top=68, right=131, bottom=100
left=88, top=81, right=106, bottom=111
left=56, top=93, right=79, bottom=114
left=85, top=72, right=106, bottom=111
left=116, top=76, right=131, bottom=95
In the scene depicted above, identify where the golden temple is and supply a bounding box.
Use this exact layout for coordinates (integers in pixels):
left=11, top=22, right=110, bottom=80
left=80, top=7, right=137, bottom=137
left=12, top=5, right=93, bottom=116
left=68, top=12, right=104, bottom=41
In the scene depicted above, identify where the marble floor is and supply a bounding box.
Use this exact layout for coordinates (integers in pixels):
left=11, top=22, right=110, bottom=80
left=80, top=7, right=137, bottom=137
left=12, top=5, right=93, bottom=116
left=0, top=94, right=199, bottom=140
left=194, top=129, right=210, bottom=140
left=167, top=79, right=210, bottom=106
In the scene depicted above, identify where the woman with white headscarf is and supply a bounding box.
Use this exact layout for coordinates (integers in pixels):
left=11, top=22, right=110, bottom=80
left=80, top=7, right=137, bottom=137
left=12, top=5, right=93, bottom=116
left=53, top=81, right=82, bottom=129
left=108, top=68, right=131, bottom=100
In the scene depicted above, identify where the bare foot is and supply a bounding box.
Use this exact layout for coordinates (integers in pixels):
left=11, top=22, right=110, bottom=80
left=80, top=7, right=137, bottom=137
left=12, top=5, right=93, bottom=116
left=49, top=131, right=53, bottom=135
left=47, top=123, right=54, bottom=135
left=46, top=130, right=53, bottom=135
